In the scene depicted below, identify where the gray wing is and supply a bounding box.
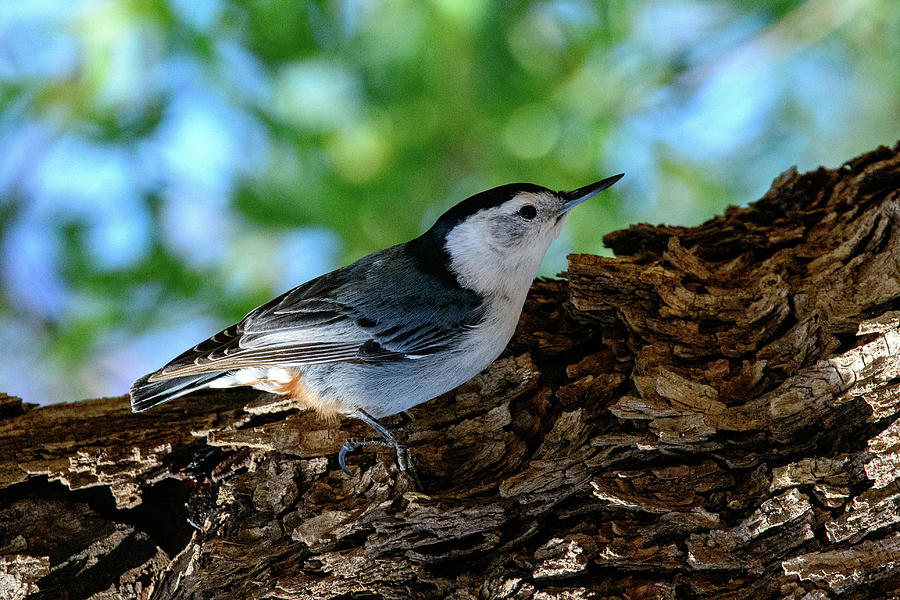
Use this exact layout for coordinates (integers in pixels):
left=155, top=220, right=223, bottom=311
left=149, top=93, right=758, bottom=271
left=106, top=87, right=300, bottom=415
left=149, top=245, right=485, bottom=381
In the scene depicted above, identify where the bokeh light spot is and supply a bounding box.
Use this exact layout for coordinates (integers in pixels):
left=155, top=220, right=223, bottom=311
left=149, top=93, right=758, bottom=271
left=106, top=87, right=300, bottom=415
left=327, top=121, right=391, bottom=183
left=507, top=7, right=567, bottom=73
left=430, top=0, right=488, bottom=26
left=275, top=60, right=361, bottom=132
left=503, top=104, right=561, bottom=160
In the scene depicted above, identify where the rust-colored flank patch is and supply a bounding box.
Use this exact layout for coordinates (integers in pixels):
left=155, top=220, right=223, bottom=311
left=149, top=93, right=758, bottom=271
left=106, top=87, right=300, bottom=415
left=271, top=369, right=343, bottom=424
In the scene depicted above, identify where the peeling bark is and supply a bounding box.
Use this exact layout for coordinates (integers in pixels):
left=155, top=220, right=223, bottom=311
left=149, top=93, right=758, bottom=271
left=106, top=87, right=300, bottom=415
left=2, top=143, right=900, bottom=599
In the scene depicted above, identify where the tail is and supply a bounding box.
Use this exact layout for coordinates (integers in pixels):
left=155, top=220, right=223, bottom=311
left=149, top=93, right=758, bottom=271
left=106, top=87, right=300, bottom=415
left=129, top=371, right=225, bottom=412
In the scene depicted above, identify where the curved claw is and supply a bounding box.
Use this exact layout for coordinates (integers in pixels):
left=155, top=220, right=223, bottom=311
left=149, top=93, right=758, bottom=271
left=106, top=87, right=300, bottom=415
left=338, top=437, right=391, bottom=475
left=339, top=410, right=425, bottom=491
left=338, top=441, right=353, bottom=475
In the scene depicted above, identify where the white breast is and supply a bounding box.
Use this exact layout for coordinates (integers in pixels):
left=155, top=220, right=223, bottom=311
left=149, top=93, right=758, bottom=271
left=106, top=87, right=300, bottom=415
left=455, top=289, right=528, bottom=375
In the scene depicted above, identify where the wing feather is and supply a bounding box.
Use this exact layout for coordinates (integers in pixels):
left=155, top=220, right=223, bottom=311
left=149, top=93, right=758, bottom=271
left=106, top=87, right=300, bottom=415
left=147, top=245, right=485, bottom=382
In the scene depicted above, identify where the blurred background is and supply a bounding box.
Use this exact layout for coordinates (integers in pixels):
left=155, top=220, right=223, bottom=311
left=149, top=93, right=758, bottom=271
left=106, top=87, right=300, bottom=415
left=0, top=0, right=898, bottom=406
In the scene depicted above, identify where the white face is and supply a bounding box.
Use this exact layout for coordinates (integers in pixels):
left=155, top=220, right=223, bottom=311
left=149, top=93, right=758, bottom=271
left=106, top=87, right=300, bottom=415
left=444, top=190, right=569, bottom=300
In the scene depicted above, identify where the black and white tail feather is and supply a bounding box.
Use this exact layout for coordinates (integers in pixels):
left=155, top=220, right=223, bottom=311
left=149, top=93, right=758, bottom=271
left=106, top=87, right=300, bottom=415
left=130, top=371, right=228, bottom=412
left=129, top=323, right=243, bottom=412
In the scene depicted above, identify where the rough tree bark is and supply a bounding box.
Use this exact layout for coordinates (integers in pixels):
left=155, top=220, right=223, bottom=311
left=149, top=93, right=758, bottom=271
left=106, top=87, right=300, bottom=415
left=2, top=143, right=900, bottom=600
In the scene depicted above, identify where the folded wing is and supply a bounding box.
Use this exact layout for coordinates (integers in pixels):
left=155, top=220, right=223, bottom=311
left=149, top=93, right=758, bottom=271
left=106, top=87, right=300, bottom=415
left=146, top=245, right=485, bottom=382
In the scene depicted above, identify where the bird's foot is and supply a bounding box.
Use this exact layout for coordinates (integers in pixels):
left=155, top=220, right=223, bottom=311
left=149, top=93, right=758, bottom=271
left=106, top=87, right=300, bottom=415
left=338, top=437, right=391, bottom=474
left=340, top=410, right=424, bottom=492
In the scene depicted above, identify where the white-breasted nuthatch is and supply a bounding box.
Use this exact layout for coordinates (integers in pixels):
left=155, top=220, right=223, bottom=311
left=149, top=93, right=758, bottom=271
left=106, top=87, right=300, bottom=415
left=130, top=174, right=623, bottom=481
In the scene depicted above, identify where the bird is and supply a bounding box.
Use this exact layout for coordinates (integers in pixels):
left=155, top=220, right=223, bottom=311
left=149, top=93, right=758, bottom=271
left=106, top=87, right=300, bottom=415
left=130, top=174, right=623, bottom=483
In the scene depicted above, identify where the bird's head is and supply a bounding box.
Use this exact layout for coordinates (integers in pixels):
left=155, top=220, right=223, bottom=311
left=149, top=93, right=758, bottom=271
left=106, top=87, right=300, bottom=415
left=421, top=174, right=624, bottom=299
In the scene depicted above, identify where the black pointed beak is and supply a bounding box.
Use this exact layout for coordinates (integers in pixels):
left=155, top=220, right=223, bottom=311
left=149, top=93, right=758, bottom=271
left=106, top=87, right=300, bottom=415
left=559, top=173, right=624, bottom=214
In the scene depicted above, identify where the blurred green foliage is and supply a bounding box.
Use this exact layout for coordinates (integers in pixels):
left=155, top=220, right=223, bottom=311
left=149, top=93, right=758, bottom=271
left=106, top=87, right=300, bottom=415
left=0, top=0, right=898, bottom=404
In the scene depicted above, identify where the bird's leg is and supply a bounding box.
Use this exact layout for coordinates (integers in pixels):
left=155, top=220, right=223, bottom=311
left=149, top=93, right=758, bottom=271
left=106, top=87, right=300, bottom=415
left=339, top=409, right=423, bottom=490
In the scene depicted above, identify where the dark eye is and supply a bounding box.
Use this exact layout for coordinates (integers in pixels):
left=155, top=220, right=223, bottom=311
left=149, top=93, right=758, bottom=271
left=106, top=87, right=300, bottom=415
left=517, top=205, right=537, bottom=220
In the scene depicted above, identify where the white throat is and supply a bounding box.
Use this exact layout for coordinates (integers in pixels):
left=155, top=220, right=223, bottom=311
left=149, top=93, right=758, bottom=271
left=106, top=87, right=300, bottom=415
left=443, top=211, right=563, bottom=302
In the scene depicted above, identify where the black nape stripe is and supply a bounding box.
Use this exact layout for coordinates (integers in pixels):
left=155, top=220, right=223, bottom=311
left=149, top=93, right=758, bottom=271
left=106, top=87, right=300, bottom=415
left=406, top=183, right=551, bottom=285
